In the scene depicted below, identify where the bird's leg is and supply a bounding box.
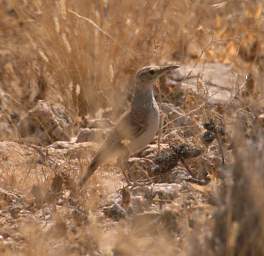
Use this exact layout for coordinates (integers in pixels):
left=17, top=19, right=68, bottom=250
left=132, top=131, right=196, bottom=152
left=118, top=148, right=131, bottom=185
left=118, top=150, right=152, bottom=187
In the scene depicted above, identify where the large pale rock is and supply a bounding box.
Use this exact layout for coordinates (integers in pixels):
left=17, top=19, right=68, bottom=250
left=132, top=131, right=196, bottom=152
left=170, top=63, right=244, bottom=104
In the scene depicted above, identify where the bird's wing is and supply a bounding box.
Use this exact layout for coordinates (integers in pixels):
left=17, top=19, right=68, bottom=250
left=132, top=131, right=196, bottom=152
left=88, top=109, right=147, bottom=167
left=98, top=110, right=147, bottom=153
left=115, top=109, right=148, bottom=140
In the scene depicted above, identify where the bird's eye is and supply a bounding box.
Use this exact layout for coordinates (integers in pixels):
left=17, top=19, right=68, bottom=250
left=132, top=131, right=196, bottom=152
left=149, top=70, right=155, bottom=75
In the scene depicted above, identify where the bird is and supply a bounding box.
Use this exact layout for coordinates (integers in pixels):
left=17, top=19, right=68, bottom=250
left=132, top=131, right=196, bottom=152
left=79, top=64, right=180, bottom=187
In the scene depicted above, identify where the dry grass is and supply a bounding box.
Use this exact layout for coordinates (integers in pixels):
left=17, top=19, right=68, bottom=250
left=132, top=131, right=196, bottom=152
left=5, top=0, right=263, bottom=116
left=0, top=0, right=264, bottom=255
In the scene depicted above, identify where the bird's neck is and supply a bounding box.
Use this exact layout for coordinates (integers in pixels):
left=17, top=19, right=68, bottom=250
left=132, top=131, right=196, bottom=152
left=131, top=84, right=156, bottom=111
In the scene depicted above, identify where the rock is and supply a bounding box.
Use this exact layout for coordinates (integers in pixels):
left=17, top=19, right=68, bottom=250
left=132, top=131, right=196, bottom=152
left=80, top=117, right=113, bottom=129
left=103, top=203, right=127, bottom=221
left=18, top=100, right=72, bottom=145
left=0, top=141, right=34, bottom=164
left=48, top=141, right=75, bottom=149
left=76, top=128, right=110, bottom=143
left=170, top=63, right=244, bottom=104
left=47, top=141, right=98, bottom=160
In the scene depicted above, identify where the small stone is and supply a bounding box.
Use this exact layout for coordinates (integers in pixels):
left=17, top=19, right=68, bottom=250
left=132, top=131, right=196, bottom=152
left=76, top=128, right=109, bottom=143
left=103, top=203, right=127, bottom=221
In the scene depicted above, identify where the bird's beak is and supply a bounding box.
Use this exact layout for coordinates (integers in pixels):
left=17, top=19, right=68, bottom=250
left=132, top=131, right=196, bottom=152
left=156, top=64, right=180, bottom=78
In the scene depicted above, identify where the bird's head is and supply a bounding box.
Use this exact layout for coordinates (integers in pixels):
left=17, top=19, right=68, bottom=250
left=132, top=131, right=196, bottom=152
left=135, top=64, right=180, bottom=86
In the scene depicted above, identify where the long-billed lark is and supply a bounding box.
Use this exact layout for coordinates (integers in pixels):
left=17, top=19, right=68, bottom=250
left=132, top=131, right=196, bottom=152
left=79, top=64, right=180, bottom=187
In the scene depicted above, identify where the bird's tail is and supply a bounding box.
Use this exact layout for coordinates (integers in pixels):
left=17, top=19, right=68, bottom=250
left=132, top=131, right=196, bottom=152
left=78, top=154, right=101, bottom=187
left=78, top=134, right=122, bottom=187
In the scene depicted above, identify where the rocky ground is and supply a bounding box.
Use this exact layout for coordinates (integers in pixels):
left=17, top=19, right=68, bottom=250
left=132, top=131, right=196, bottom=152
left=0, top=61, right=241, bottom=255
left=1, top=1, right=264, bottom=256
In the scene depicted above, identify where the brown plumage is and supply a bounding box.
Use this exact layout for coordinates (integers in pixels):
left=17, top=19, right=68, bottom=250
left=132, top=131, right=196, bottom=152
left=79, top=64, right=180, bottom=187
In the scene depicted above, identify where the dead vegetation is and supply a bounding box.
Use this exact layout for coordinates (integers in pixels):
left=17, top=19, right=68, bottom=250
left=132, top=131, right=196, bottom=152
left=0, top=0, right=264, bottom=255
